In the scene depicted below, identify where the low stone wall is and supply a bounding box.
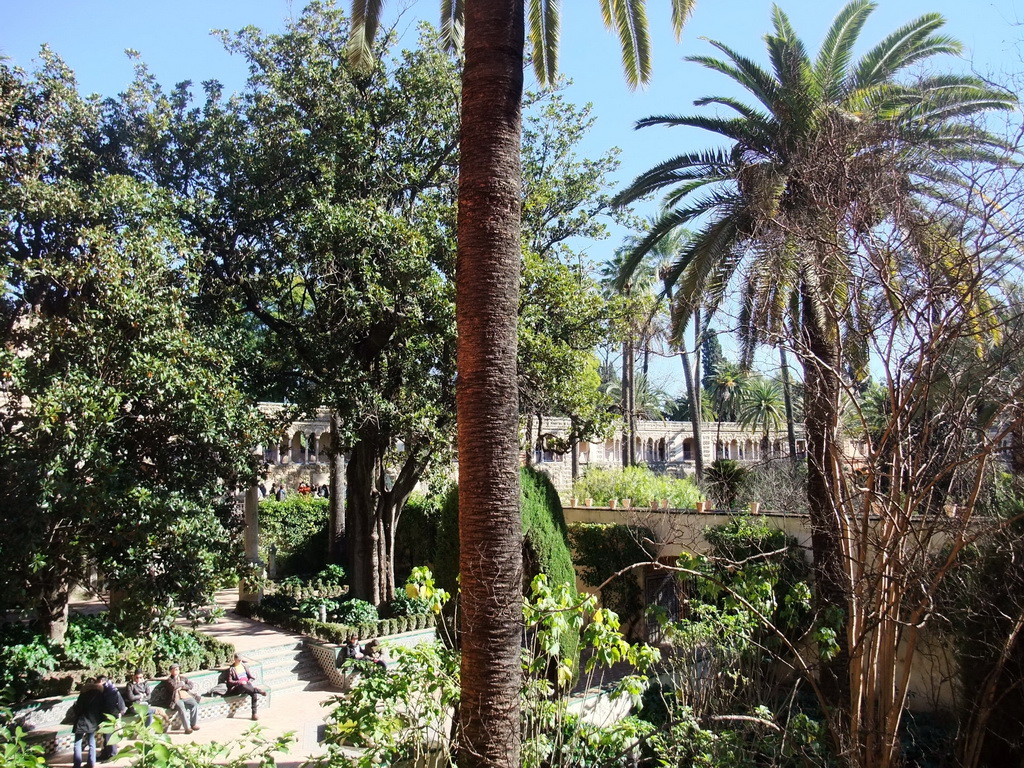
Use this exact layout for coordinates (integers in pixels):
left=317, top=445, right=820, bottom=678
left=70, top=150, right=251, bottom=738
left=306, top=627, right=437, bottom=690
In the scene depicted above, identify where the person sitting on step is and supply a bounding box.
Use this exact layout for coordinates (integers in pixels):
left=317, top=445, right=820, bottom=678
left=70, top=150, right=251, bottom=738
left=226, top=653, right=267, bottom=721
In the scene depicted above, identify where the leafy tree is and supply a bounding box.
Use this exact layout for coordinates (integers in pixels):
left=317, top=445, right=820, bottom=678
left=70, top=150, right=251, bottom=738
left=517, top=90, right=622, bottom=480
left=613, top=0, right=1015, bottom=730
left=348, top=2, right=696, bottom=764
left=107, top=8, right=463, bottom=607
left=700, top=330, right=726, bottom=392
left=0, top=54, right=265, bottom=641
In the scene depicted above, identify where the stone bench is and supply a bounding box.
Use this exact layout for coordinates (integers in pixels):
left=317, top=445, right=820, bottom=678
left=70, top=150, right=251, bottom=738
left=19, top=664, right=272, bottom=756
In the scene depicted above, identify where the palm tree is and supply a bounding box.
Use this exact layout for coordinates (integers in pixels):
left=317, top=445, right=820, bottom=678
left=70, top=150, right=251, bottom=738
left=739, top=377, right=786, bottom=457
left=707, top=360, right=749, bottom=455
left=613, top=0, right=1014, bottom=730
left=349, top=3, right=696, bottom=766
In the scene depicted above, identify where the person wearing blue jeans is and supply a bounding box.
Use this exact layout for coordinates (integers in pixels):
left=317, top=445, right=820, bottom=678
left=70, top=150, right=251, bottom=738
left=71, top=678, right=104, bottom=768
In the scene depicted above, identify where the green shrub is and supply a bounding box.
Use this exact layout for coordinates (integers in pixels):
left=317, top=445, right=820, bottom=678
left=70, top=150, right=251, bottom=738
left=436, top=467, right=577, bottom=601
left=315, top=564, right=347, bottom=586
left=299, top=596, right=341, bottom=620
left=386, top=591, right=430, bottom=618
left=0, top=625, right=58, bottom=704
left=334, top=599, right=378, bottom=626
left=568, top=523, right=652, bottom=638
left=393, top=490, right=447, bottom=584
left=705, top=459, right=748, bottom=509
left=258, top=495, right=329, bottom=576
left=62, top=615, right=124, bottom=670
left=571, top=466, right=702, bottom=508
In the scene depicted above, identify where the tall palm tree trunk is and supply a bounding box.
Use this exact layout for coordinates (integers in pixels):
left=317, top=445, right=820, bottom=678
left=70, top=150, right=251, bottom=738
left=779, top=347, right=798, bottom=459
left=455, top=4, right=524, bottom=766
left=621, top=337, right=635, bottom=467
left=801, top=292, right=850, bottom=717
left=693, top=310, right=705, bottom=473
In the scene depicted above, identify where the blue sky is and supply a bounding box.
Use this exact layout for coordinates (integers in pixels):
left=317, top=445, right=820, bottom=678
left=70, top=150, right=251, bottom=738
left=4, top=0, right=1023, bottom=394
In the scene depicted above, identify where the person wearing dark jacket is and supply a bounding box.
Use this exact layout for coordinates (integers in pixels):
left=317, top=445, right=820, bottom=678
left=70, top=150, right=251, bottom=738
left=226, top=653, right=267, bottom=720
left=97, top=677, right=126, bottom=761
left=161, top=663, right=200, bottom=733
left=71, top=678, right=105, bottom=768
left=123, top=670, right=159, bottom=726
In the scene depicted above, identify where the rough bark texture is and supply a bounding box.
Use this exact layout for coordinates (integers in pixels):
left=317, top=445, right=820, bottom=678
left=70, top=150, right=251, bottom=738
left=456, top=3, right=525, bottom=766
left=801, top=290, right=850, bottom=716
left=344, top=420, right=430, bottom=607
left=779, top=347, right=798, bottom=459
left=328, top=411, right=347, bottom=567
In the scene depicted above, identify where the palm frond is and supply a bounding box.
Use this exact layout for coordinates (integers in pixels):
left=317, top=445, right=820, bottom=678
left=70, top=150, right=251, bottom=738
left=767, top=5, right=812, bottom=85
left=613, top=147, right=735, bottom=206
left=439, top=0, right=465, bottom=55
left=599, top=0, right=652, bottom=89
left=814, top=0, right=874, bottom=102
left=635, top=114, right=773, bottom=149
left=671, top=0, right=697, bottom=39
left=687, top=42, right=781, bottom=114
left=693, top=95, right=774, bottom=126
left=527, top=0, right=560, bottom=86
left=852, top=14, right=959, bottom=88
left=347, top=0, right=386, bottom=69
left=615, top=204, right=716, bottom=291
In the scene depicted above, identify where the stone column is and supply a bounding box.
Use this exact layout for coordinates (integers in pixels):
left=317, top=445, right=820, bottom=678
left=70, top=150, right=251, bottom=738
left=239, top=486, right=263, bottom=604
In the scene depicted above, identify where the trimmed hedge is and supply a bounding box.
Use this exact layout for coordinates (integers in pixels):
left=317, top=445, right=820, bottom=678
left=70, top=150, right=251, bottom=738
left=245, top=601, right=436, bottom=643
left=434, top=466, right=577, bottom=599
left=568, top=522, right=653, bottom=636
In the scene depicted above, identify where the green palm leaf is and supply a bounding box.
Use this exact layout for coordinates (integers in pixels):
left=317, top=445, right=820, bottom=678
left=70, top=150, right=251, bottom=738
left=439, top=0, right=465, bottom=54
left=527, top=0, right=560, bottom=85
left=599, top=0, right=652, bottom=88
left=814, top=0, right=874, bottom=102
left=852, top=14, right=958, bottom=88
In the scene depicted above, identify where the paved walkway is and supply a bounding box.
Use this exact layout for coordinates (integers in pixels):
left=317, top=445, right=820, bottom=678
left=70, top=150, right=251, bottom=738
left=46, top=590, right=345, bottom=767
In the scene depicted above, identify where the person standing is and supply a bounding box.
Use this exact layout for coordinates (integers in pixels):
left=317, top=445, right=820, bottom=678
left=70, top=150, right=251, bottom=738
left=225, top=653, right=267, bottom=721
left=163, top=663, right=201, bottom=733
left=97, top=677, right=126, bottom=761
left=70, top=678, right=104, bottom=768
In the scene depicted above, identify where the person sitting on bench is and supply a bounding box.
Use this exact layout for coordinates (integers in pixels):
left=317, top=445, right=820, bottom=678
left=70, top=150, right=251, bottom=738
left=226, top=653, right=267, bottom=721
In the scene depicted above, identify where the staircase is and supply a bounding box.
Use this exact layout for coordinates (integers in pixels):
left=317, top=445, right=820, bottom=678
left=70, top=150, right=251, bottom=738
left=243, top=640, right=331, bottom=695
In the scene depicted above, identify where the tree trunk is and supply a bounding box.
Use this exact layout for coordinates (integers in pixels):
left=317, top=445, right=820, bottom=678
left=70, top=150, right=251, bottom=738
left=779, top=347, right=798, bottom=460
left=345, top=436, right=380, bottom=605
left=456, top=3, right=525, bottom=767
left=35, top=580, right=70, bottom=645
left=622, top=338, right=636, bottom=466
left=800, top=291, right=850, bottom=719
left=665, top=283, right=704, bottom=479
left=693, top=309, right=704, bottom=474
left=345, top=423, right=431, bottom=607
left=328, top=411, right=347, bottom=567
left=621, top=338, right=631, bottom=467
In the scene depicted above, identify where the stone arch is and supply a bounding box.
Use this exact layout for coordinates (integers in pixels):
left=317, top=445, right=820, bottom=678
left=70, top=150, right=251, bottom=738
left=682, top=437, right=695, bottom=461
